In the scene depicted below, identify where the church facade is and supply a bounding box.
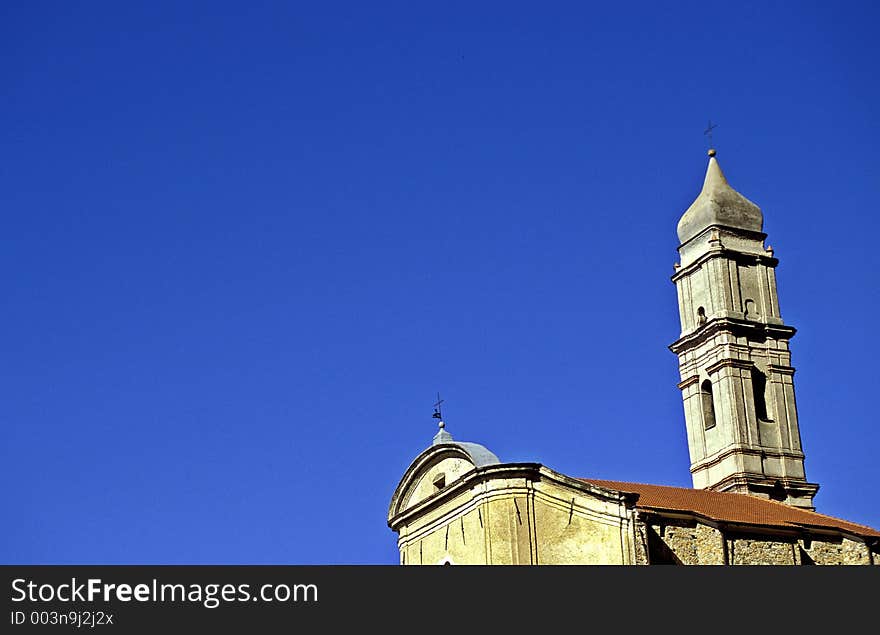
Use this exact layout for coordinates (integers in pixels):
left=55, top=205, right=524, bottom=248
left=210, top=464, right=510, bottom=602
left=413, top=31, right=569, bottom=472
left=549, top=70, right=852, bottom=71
left=387, top=151, right=880, bottom=565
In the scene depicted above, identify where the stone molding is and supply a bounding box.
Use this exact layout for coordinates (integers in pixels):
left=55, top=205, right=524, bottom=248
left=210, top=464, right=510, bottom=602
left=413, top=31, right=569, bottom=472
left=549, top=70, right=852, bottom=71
left=671, top=243, right=777, bottom=283
left=669, top=317, right=797, bottom=354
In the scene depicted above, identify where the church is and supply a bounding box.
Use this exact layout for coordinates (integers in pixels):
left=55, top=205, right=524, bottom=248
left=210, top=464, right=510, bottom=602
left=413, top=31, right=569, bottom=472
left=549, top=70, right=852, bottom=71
left=387, top=149, right=880, bottom=565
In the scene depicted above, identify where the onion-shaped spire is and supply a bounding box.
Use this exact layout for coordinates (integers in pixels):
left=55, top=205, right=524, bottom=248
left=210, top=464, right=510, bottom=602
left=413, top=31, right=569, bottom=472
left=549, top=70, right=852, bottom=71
left=677, top=150, right=763, bottom=245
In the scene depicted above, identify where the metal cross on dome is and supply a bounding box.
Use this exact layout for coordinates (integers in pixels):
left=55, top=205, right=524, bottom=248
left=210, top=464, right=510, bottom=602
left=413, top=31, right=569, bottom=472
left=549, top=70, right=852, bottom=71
left=432, top=393, right=444, bottom=421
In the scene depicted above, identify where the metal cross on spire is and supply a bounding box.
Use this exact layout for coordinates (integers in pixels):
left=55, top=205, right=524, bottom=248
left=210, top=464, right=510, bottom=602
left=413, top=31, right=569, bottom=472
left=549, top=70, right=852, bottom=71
left=704, top=120, right=718, bottom=149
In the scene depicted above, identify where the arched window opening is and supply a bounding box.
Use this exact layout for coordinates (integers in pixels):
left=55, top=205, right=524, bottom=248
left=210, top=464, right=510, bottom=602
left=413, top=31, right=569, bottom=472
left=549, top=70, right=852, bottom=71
left=751, top=368, right=771, bottom=422
left=700, top=379, right=716, bottom=430
left=696, top=306, right=707, bottom=325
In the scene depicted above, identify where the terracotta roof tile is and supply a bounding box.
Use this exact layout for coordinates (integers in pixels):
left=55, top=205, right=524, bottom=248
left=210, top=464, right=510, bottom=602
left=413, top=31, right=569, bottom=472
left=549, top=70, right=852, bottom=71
left=578, top=479, right=880, bottom=538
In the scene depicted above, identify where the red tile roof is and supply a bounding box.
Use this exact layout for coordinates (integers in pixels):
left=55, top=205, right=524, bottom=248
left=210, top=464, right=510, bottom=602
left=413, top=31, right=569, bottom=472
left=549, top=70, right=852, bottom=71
left=579, top=479, right=880, bottom=538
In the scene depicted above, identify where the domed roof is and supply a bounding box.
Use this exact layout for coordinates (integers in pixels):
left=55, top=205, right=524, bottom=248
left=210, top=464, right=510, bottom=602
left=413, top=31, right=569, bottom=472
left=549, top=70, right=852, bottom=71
left=431, top=424, right=500, bottom=467
left=387, top=422, right=501, bottom=522
left=677, top=151, right=763, bottom=245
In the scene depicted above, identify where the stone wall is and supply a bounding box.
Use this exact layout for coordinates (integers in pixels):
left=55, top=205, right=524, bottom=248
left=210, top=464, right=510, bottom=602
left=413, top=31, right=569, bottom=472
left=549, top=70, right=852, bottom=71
left=799, top=537, right=872, bottom=565
left=640, top=519, right=878, bottom=565
left=649, top=520, right=699, bottom=565
left=694, top=522, right=725, bottom=564
left=729, top=536, right=796, bottom=565
left=646, top=520, right=725, bottom=565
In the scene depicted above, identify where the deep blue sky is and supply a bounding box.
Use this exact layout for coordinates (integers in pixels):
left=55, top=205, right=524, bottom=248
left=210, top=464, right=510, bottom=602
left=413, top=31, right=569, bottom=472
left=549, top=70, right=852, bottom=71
left=3, top=1, right=878, bottom=564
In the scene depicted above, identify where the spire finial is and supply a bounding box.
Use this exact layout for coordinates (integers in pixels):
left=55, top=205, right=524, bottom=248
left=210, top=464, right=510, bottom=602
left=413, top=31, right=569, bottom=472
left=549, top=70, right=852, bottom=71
left=431, top=392, right=454, bottom=445
left=432, top=392, right=445, bottom=429
left=704, top=120, right=718, bottom=156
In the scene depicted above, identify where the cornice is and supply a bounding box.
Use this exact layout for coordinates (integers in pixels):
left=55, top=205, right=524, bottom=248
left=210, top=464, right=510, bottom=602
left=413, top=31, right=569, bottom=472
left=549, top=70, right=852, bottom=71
left=710, top=472, right=819, bottom=497
left=669, top=318, right=797, bottom=354
left=388, top=462, right=543, bottom=530
left=672, top=249, right=778, bottom=283
left=768, top=363, right=796, bottom=376
left=689, top=445, right=806, bottom=473
left=676, top=224, right=768, bottom=252
left=705, top=357, right=755, bottom=375
left=677, top=375, right=700, bottom=390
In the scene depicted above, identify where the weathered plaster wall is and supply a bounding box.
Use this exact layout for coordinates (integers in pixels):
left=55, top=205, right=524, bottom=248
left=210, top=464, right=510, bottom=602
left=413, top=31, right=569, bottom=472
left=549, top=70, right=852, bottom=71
left=398, top=474, right=634, bottom=565
left=531, top=481, right=632, bottom=565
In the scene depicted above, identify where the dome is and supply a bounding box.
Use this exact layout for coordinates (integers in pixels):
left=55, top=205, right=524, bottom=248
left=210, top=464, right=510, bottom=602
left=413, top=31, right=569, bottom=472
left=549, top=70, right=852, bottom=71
left=431, top=425, right=500, bottom=467
left=387, top=424, right=501, bottom=521
left=676, top=152, right=763, bottom=245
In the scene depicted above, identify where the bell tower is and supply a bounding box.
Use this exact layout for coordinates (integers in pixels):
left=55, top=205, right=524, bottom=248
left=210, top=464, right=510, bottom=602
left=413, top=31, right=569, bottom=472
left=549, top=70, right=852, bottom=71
left=669, top=149, right=819, bottom=509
